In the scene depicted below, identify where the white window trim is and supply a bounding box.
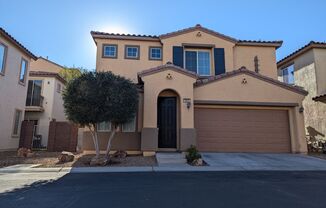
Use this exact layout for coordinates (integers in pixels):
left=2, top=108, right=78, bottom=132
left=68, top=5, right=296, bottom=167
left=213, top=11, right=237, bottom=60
left=149, top=47, right=162, bottom=60
left=184, top=49, right=211, bottom=76
left=103, top=44, right=117, bottom=58
left=125, top=46, right=140, bottom=59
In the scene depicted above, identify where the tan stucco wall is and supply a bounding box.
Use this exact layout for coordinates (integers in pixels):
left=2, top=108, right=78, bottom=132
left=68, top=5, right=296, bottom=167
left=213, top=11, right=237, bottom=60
left=194, top=73, right=307, bottom=153
left=0, top=37, right=32, bottom=150
left=313, top=48, right=326, bottom=95
left=24, top=77, right=67, bottom=146
left=95, top=29, right=279, bottom=82
left=141, top=68, right=196, bottom=128
left=30, top=58, right=63, bottom=73
left=234, top=46, right=278, bottom=79
left=95, top=38, right=162, bottom=82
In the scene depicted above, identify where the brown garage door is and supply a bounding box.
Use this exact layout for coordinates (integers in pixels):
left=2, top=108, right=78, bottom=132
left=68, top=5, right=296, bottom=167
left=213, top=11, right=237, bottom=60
left=194, top=107, right=291, bottom=153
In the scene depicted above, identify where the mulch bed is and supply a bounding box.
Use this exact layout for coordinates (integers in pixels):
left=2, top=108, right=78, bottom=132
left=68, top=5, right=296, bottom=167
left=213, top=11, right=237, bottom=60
left=0, top=151, right=157, bottom=168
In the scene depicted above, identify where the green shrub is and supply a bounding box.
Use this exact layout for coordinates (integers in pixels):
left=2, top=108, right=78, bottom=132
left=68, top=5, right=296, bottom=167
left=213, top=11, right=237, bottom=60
left=186, top=145, right=201, bottom=163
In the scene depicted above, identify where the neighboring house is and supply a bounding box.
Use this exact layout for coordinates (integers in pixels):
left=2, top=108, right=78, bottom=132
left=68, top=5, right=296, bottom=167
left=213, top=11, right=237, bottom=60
left=85, top=24, right=308, bottom=154
left=24, top=58, right=67, bottom=148
left=0, top=27, right=37, bottom=151
left=277, top=41, right=326, bottom=142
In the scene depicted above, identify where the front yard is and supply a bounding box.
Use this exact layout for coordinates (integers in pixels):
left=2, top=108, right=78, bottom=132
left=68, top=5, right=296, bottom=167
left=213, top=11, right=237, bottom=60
left=0, top=151, right=157, bottom=168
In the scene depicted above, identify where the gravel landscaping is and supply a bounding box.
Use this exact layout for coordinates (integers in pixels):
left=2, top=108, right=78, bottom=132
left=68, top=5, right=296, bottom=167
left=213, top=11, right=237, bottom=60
left=0, top=151, right=157, bottom=168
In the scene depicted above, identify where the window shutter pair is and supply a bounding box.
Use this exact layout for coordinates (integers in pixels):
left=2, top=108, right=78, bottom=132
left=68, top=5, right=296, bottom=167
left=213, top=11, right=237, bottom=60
left=172, top=46, right=225, bottom=75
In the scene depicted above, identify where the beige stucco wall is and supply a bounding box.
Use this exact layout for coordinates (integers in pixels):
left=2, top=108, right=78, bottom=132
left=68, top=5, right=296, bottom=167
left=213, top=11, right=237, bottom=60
left=24, top=77, right=67, bottom=146
left=95, top=38, right=162, bottom=82
left=194, top=73, right=307, bottom=153
left=30, top=58, right=63, bottom=73
left=313, top=48, right=326, bottom=95
left=141, top=68, right=196, bottom=128
left=234, top=46, right=278, bottom=79
left=95, top=29, right=279, bottom=82
left=0, top=37, right=32, bottom=150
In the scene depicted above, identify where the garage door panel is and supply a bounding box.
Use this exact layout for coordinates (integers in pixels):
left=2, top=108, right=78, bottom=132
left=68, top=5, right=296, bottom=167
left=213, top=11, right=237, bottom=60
left=195, top=108, right=291, bottom=153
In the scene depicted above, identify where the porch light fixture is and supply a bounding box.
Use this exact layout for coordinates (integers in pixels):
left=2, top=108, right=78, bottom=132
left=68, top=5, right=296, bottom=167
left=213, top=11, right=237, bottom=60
left=299, top=106, right=304, bottom=113
left=183, top=98, right=191, bottom=109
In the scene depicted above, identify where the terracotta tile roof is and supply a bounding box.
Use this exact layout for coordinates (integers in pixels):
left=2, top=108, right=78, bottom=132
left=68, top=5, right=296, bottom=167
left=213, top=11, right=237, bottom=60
left=312, top=93, right=326, bottom=102
left=236, top=40, right=283, bottom=49
left=0, top=27, right=37, bottom=60
left=91, top=24, right=282, bottom=48
left=194, top=66, right=308, bottom=95
left=91, top=31, right=160, bottom=42
left=159, top=24, right=238, bottom=43
left=29, top=71, right=66, bottom=84
left=138, top=62, right=198, bottom=79
left=277, top=41, right=326, bottom=68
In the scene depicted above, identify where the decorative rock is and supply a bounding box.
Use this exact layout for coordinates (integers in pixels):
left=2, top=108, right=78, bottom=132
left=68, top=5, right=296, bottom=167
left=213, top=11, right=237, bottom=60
left=58, top=151, right=75, bottom=163
left=90, top=157, right=108, bottom=166
left=113, top=150, right=127, bottom=158
left=17, top=148, right=31, bottom=158
left=191, top=158, right=203, bottom=166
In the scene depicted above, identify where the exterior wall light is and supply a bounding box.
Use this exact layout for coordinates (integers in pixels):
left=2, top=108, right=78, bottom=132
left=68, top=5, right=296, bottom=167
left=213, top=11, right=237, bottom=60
left=183, top=98, right=191, bottom=109
left=299, top=107, right=304, bottom=113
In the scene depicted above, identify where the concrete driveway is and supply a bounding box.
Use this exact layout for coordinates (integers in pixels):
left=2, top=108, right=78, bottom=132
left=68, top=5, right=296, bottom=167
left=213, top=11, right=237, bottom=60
left=202, top=153, right=326, bottom=171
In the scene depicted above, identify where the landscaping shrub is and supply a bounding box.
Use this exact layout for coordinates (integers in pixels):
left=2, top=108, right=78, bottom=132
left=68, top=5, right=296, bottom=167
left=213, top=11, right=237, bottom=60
left=186, top=145, right=201, bottom=163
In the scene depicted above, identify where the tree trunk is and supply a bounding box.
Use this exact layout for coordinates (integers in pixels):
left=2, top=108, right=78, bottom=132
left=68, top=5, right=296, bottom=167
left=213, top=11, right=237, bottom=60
left=105, top=124, right=117, bottom=159
left=88, top=124, right=100, bottom=158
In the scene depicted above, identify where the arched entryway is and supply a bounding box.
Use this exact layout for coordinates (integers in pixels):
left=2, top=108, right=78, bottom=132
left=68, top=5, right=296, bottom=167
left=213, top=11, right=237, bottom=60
left=157, top=89, right=180, bottom=150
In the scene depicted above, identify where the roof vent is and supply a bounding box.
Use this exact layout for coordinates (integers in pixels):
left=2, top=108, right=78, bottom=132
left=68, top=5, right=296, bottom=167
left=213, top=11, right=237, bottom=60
left=195, top=24, right=201, bottom=27
left=166, top=61, right=173, bottom=65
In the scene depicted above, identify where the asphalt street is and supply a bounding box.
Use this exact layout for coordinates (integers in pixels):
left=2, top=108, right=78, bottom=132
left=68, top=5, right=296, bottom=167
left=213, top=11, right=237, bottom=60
left=0, top=171, right=326, bottom=208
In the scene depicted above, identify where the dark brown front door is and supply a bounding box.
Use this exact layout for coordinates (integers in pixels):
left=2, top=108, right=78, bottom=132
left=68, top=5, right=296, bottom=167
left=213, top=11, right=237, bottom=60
left=158, top=97, right=177, bottom=148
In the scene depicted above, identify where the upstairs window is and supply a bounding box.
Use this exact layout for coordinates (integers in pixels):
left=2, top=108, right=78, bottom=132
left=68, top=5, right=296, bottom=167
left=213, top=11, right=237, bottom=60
left=185, top=50, right=210, bottom=76
left=57, top=83, right=62, bottom=93
left=19, top=58, right=28, bottom=84
left=0, top=43, right=7, bottom=75
left=282, top=64, right=294, bottom=84
left=149, top=47, right=162, bottom=60
left=103, top=44, right=117, bottom=58
left=125, top=45, right=139, bottom=59
left=26, top=80, right=43, bottom=106
left=12, top=109, right=22, bottom=136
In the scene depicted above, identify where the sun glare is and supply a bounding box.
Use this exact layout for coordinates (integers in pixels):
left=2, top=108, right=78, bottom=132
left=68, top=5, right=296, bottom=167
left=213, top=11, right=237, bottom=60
left=100, top=25, right=131, bottom=34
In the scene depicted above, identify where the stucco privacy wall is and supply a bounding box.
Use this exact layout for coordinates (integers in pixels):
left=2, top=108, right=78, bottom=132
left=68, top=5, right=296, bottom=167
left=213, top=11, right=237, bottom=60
left=95, top=38, right=162, bottom=82
left=234, top=46, right=278, bottom=79
left=161, top=30, right=235, bottom=72
left=0, top=37, right=31, bottom=150
left=194, top=73, right=307, bottom=153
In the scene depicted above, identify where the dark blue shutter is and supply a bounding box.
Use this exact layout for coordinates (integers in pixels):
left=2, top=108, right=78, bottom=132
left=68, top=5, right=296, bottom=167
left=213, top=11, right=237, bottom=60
left=173, top=46, right=184, bottom=68
left=214, top=48, right=225, bottom=75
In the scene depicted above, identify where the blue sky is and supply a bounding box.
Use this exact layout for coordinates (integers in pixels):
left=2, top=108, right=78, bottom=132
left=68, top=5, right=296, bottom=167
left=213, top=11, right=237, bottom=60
left=1, top=0, right=325, bottom=70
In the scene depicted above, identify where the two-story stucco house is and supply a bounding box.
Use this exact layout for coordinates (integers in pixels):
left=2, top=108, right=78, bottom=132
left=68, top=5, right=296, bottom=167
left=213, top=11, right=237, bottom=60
left=83, top=24, right=308, bottom=155
left=277, top=41, right=326, bottom=144
left=0, top=27, right=37, bottom=151
left=24, top=57, right=67, bottom=148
